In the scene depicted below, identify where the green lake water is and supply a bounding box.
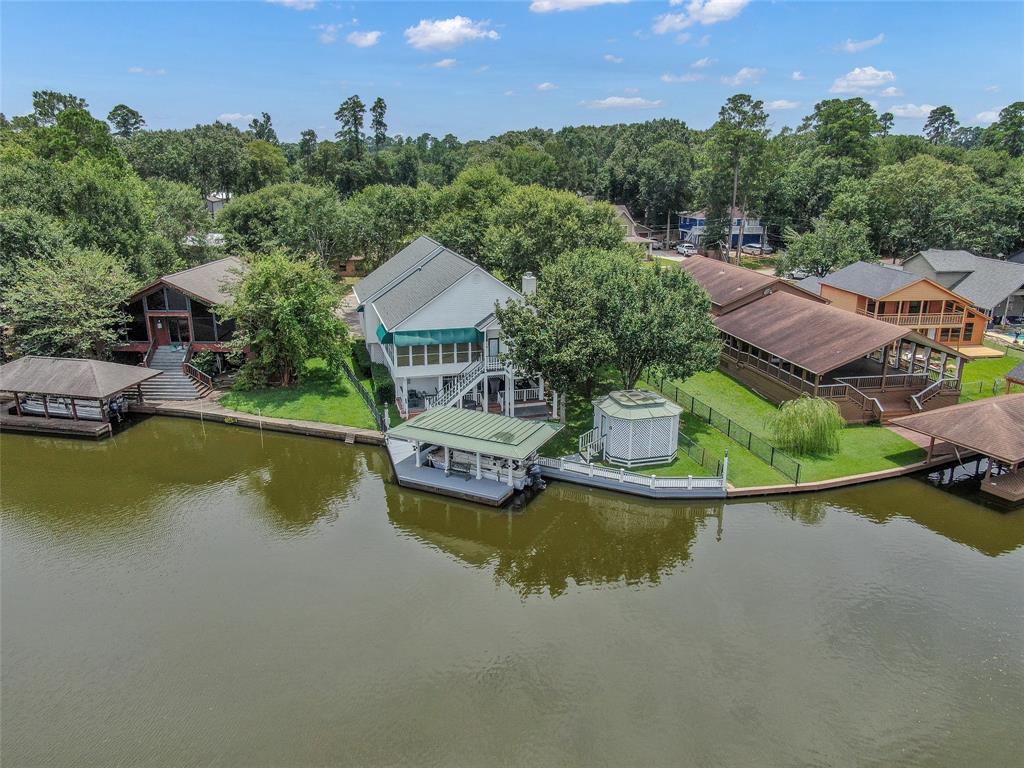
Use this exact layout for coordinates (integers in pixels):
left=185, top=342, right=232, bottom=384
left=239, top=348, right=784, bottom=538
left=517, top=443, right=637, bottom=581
left=2, top=417, right=1022, bottom=767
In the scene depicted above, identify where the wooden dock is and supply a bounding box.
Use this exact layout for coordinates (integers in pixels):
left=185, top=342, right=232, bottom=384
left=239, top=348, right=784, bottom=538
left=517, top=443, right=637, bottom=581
left=0, top=412, right=112, bottom=439
left=984, top=469, right=1024, bottom=504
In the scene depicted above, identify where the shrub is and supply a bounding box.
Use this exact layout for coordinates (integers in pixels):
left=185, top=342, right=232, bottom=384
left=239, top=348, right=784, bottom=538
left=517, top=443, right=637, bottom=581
left=370, top=362, right=394, bottom=405
left=351, top=342, right=372, bottom=378
left=766, top=396, right=844, bottom=456
left=190, top=350, right=218, bottom=376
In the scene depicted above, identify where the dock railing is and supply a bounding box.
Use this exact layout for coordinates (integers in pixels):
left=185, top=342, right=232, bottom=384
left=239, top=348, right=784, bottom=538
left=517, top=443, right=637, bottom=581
left=536, top=455, right=727, bottom=493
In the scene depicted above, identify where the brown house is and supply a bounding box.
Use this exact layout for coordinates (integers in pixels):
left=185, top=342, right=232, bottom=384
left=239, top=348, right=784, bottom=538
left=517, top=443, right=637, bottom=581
left=799, top=261, right=990, bottom=353
left=678, top=255, right=825, bottom=315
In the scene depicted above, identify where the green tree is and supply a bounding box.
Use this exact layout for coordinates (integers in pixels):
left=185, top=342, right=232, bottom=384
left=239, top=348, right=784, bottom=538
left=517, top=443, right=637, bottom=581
left=482, top=185, right=622, bottom=280
left=334, top=95, right=366, bottom=159
left=146, top=178, right=211, bottom=272
left=776, top=218, right=876, bottom=277
left=429, top=164, right=513, bottom=263
left=767, top=396, right=844, bottom=455
left=221, top=252, right=349, bottom=387
left=247, top=112, right=279, bottom=144
left=298, top=129, right=318, bottom=162
left=31, top=90, right=87, bottom=126
left=497, top=144, right=559, bottom=187
left=803, top=97, right=879, bottom=175
left=106, top=104, right=145, bottom=138
left=337, top=184, right=436, bottom=269
left=4, top=248, right=136, bottom=359
left=924, top=105, right=959, bottom=145
left=240, top=139, right=288, bottom=192
left=878, top=112, right=894, bottom=137
left=637, top=140, right=693, bottom=244
left=370, top=97, right=388, bottom=150
left=984, top=102, right=1024, bottom=157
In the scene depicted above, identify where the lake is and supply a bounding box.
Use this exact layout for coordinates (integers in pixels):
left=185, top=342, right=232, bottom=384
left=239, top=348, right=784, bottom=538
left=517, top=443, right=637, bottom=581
left=2, top=417, right=1022, bottom=767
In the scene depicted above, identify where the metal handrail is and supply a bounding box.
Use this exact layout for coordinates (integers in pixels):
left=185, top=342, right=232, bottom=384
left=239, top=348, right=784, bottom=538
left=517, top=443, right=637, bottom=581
left=536, top=456, right=727, bottom=491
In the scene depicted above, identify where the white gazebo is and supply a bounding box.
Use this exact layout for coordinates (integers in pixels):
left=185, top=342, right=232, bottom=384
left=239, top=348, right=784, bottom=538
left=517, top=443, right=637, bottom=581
left=589, top=390, right=682, bottom=468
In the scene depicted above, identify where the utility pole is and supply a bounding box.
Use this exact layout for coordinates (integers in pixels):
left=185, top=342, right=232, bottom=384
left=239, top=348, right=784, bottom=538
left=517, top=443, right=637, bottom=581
left=734, top=206, right=745, bottom=265
left=729, top=160, right=740, bottom=264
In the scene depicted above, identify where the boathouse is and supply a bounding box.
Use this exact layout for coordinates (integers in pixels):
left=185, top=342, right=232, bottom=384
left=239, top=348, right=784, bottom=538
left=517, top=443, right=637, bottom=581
left=387, top=407, right=561, bottom=506
left=893, top=395, right=1024, bottom=504
left=0, top=356, right=161, bottom=438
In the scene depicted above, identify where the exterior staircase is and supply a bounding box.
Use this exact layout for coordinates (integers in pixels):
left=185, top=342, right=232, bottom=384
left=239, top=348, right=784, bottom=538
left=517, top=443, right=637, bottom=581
left=140, top=346, right=201, bottom=401
left=425, top=357, right=503, bottom=409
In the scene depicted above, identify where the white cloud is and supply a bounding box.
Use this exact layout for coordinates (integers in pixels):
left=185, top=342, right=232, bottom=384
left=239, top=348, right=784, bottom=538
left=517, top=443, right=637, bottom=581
left=219, top=113, right=255, bottom=124
left=346, top=30, right=381, bottom=47
left=128, top=66, right=166, bottom=76
left=675, top=32, right=692, bottom=44
left=984, top=85, right=1000, bottom=93
left=721, top=66, right=763, bottom=86
left=767, top=99, right=800, bottom=110
left=404, top=16, right=499, bottom=50
left=623, top=87, right=639, bottom=94
left=504, top=90, right=516, bottom=96
left=433, top=58, right=457, bottom=68
left=661, top=72, right=704, bottom=83
left=530, top=0, right=629, bottom=11
left=537, top=82, right=558, bottom=91
left=315, top=24, right=341, bottom=44
left=976, top=109, right=1000, bottom=124
left=791, top=70, right=805, bottom=81
left=829, top=65, right=895, bottom=94
left=696, top=33, right=711, bottom=46
left=604, top=53, right=624, bottom=63
left=474, top=65, right=490, bottom=73
left=266, top=0, right=317, bottom=10
left=890, top=103, right=936, bottom=118
left=691, top=56, right=716, bottom=68
left=653, top=0, right=749, bottom=34
left=837, top=32, right=884, bottom=53
left=880, top=86, right=903, bottom=97
left=583, top=96, right=663, bottom=109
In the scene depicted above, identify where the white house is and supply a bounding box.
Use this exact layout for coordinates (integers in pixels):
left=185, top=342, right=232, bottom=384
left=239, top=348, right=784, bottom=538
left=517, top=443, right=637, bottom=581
left=678, top=207, right=764, bottom=248
left=353, top=236, right=548, bottom=419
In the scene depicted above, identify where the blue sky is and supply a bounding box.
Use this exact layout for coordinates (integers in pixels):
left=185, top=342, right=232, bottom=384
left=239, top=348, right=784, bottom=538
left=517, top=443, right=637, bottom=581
left=2, top=1, right=1022, bottom=142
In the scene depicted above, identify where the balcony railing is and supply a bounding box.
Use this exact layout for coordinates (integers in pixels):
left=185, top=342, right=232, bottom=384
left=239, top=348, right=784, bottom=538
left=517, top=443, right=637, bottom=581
left=721, top=346, right=817, bottom=395
left=856, top=309, right=967, bottom=326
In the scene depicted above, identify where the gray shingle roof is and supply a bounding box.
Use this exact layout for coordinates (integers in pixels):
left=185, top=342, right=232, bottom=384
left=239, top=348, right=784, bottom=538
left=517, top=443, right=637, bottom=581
left=818, top=261, right=920, bottom=299
left=797, top=275, right=822, bottom=295
left=372, top=248, right=476, bottom=328
left=352, top=236, right=445, bottom=305
left=0, top=356, right=161, bottom=399
left=914, top=250, right=1024, bottom=310
left=162, top=256, right=244, bottom=306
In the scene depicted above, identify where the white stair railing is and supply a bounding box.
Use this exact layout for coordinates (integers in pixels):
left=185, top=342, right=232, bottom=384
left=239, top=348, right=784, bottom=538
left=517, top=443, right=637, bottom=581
left=578, top=427, right=603, bottom=462
left=424, top=357, right=488, bottom=409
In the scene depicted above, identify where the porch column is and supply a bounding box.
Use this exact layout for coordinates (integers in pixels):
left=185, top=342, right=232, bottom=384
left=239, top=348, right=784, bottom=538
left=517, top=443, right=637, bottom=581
left=955, top=355, right=966, bottom=381
left=443, top=446, right=450, bottom=476
left=42, top=395, right=50, bottom=419
left=538, top=375, right=545, bottom=401
left=69, top=398, right=79, bottom=420
left=939, top=351, right=949, bottom=378
left=476, top=452, right=482, bottom=480
left=908, top=342, right=918, bottom=375
left=100, top=399, right=110, bottom=423
left=414, top=441, right=421, bottom=468
left=506, top=460, right=514, bottom=487
left=926, top=436, right=935, bottom=462
left=506, top=373, right=513, bottom=416
left=12, top=392, right=21, bottom=416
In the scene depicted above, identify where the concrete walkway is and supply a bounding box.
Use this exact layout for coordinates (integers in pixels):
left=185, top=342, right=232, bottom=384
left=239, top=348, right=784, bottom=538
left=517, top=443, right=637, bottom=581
left=131, top=393, right=386, bottom=446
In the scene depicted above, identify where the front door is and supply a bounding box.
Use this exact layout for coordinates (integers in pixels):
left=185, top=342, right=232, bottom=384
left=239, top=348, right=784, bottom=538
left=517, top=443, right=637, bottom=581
left=487, top=337, right=500, bottom=358
left=149, top=316, right=171, bottom=346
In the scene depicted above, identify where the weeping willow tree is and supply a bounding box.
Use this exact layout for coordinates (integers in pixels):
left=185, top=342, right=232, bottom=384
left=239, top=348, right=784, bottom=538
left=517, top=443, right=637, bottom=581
left=767, top=396, right=845, bottom=456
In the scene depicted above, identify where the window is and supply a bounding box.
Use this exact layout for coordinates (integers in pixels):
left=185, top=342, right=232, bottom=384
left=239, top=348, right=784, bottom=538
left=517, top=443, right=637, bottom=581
left=426, top=345, right=440, bottom=365
left=411, top=346, right=426, bottom=366
left=908, top=301, right=922, bottom=314
left=125, top=300, right=147, bottom=341
left=397, top=347, right=412, bottom=366
left=441, top=343, right=456, bottom=364
left=192, top=303, right=217, bottom=342
left=866, top=299, right=877, bottom=314
left=146, top=289, right=167, bottom=311
left=165, top=288, right=189, bottom=311
left=939, top=328, right=962, bottom=342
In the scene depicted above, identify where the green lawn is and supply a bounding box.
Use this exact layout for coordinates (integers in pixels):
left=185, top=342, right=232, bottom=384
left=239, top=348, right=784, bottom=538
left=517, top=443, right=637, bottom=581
left=220, top=356, right=378, bottom=430
left=959, top=344, right=1023, bottom=402
left=650, top=369, right=926, bottom=485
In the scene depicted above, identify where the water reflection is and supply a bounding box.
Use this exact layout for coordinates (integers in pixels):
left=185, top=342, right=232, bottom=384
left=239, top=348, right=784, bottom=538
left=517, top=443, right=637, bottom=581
left=768, top=481, right=1024, bottom=557
left=386, top=481, right=725, bottom=597
left=0, top=417, right=373, bottom=538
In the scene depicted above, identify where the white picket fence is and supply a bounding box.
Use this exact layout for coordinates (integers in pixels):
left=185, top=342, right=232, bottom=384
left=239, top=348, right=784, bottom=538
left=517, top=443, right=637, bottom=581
left=535, top=455, right=727, bottom=495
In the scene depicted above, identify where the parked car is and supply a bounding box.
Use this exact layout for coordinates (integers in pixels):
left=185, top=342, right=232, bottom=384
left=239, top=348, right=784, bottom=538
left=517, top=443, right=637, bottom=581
left=651, top=240, right=665, bottom=251
left=676, top=242, right=697, bottom=256
left=741, top=243, right=774, bottom=255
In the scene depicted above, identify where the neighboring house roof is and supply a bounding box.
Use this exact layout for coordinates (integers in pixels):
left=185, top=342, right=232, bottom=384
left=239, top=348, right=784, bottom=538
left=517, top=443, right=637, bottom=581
left=679, top=207, right=748, bottom=219
left=355, top=235, right=517, bottom=330
left=910, top=249, right=1024, bottom=310
left=1007, top=361, right=1024, bottom=384
left=128, top=256, right=245, bottom=307
left=388, top=407, right=562, bottom=461
left=593, top=390, right=682, bottom=420
left=679, top=256, right=823, bottom=310
left=1008, top=248, right=1024, bottom=264
left=818, top=261, right=920, bottom=299
left=0, top=356, right=161, bottom=399
left=714, top=291, right=909, bottom=375
left=892, top=394, right=1024, bottom=465
left=797, top=275, right=823, bottom=295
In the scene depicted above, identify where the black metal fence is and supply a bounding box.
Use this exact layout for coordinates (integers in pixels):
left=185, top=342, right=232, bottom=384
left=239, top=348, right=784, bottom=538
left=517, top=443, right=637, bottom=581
left=340, top=359, right=387, bottom=432
left=677, top=430, right=713, bottom=471
left=654, top=377, right=802, bottom=484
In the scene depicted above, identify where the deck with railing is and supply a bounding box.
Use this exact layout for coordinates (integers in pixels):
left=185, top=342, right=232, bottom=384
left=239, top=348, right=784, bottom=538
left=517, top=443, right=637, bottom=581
left=856, top=308, right=967, bottom=326
left=536, top=455, right=727, bottom=499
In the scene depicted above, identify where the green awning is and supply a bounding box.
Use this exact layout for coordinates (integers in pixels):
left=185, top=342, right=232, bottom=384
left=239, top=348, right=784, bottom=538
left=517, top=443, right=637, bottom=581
left=376, top=324, right=393, bottom=344
left=392, top=328, right=483, bottom=347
